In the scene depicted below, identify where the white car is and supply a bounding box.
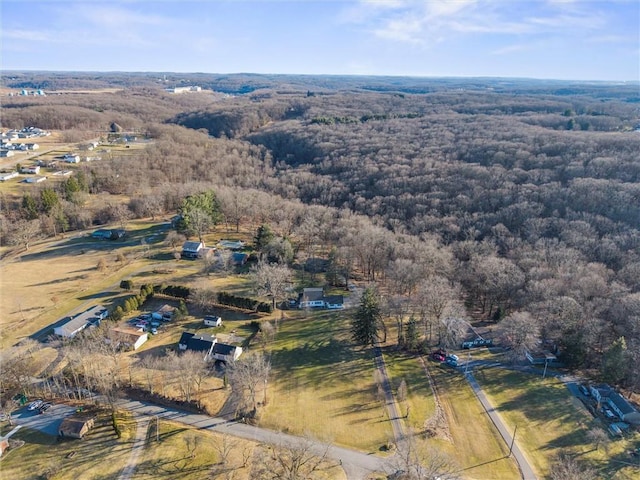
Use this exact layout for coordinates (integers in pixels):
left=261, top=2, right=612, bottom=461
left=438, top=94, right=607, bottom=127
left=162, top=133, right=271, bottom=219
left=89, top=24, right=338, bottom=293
left=27, top=400, right=43, bottom=411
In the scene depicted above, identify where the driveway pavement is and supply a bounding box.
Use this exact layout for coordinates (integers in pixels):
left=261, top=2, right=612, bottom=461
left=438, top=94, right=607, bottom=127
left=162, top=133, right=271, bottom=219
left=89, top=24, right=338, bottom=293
left=466, top=373, right=538, bottom=480
left=11, top=403, right=76, bottom=437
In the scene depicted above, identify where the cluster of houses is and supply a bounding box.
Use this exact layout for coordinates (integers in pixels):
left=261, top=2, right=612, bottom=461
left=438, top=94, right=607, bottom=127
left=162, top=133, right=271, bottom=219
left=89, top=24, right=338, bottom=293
left=165, top=86, right=202, bottom=94
left=1, top=128, right=50, bottom=156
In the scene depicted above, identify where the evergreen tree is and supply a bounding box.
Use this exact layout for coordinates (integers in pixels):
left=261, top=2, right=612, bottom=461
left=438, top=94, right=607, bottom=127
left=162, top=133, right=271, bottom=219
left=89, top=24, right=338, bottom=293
left=40, top=188, right=59, bottom=214
left=405, top=315, right=419, bottom=351
left=351, top=287, right=382, bottom=347
left=22, top=193, right=38, bottom=220
left=254, top=224, right=275, bottom=253
left=602, top=336, right=627, bottom=385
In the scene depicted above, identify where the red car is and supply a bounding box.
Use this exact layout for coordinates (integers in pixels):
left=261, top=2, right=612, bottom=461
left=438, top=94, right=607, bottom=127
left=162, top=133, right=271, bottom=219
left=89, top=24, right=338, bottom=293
left=431, top=353, right=446, bottom=362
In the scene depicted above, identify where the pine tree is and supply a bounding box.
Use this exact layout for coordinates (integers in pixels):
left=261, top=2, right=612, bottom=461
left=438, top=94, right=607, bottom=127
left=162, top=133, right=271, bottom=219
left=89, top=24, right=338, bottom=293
left=351, top=287, right=381, bottom=347
left=405, top=315, right=419, bottom=351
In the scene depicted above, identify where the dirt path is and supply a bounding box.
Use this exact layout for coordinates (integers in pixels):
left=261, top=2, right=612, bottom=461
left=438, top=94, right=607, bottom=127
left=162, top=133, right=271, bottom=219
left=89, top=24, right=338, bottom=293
left=373, top=344, right=405, bottom=443
left=117, top=416, right=150, bottom=480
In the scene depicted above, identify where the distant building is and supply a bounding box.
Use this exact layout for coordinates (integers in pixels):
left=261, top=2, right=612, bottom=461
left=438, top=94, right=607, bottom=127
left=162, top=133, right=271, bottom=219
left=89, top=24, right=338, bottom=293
left=298, top=288, right=345, bottom=309
left=54, top=305, right=108, bottom=338
left=165, top=86, right=202, bottom=93
left=178, top=331, right=242, bottom=362
left=59, top=415, right=95, bottom=439
left=110, top=327, right=148, bottom=351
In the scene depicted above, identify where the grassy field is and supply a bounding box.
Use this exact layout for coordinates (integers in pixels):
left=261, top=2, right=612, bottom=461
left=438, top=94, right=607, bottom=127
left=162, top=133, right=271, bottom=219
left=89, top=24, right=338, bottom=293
left=475, top=368, right=640, bottom=479
left=424, top=364, right=521, bottom=479
left=260, top=310, right=394, bottom=452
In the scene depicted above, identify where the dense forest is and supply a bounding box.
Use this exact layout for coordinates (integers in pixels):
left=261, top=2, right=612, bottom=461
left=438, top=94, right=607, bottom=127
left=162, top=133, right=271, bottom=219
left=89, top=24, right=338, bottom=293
left=1, top=72, right=639, bottom=394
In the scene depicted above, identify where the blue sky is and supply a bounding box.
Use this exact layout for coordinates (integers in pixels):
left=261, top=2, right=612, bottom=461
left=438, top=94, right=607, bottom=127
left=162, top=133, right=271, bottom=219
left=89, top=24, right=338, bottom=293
left=2, top=0, right=638, bottom=81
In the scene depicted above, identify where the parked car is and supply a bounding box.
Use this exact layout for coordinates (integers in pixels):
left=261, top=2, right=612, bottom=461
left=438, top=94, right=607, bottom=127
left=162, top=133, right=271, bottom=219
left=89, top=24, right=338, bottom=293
left=27, top=400, right=43, bottom=411
left=139, top=314, right=151, bottom=321
left=150, top=327, right=158, bottom=335
left=446, top=354, right=459, bottom=366
left=431, top=353, right=445, bottom=362
left=602, top=407, right=616, bottom=419
left=579, top=385, right=590, bottom=396
left=38, top=403, right=52, bottom=414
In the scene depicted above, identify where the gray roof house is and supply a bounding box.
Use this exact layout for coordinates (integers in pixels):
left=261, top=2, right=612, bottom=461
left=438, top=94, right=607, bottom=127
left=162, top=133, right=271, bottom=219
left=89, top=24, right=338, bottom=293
left=182, top=241, right=204, bottom=259
left=590, top=384, right=640, bottom=424
left=54, top=305, right=108, bottom=338
left=178, top=332, right=216, bottom=360
left=298, top=288, right=345, bottom=309
left=178, top=331, right=242, bottom=362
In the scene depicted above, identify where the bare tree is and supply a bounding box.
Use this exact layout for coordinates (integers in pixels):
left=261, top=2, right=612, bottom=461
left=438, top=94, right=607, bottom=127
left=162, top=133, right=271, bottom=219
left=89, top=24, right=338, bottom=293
left=388, top=438, right=460, bottom=480
left=250, top=261, right=292, bottom=310
left=7, top=219, right=41, bottom=250
left=252, top=436, right=336, bottom=480
left=549, top=453, right=598, bottom=480
left=497, top=311, right=540, bottom=363
left=226, top=352, right=271, bottom=418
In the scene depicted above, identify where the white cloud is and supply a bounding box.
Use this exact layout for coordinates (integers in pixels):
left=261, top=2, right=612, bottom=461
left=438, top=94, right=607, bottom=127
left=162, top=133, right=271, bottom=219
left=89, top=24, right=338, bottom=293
left=350, top=0, right=618, bottom=45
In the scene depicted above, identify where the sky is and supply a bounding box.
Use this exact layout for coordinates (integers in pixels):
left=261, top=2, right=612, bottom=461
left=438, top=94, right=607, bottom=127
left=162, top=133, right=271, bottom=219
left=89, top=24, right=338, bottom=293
left=1, top=0, right=639, bottom=81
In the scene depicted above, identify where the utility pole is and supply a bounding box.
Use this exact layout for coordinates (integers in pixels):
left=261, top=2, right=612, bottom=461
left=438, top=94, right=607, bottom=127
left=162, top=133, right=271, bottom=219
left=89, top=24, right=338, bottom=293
left=543, top=359, right=548, bottom=379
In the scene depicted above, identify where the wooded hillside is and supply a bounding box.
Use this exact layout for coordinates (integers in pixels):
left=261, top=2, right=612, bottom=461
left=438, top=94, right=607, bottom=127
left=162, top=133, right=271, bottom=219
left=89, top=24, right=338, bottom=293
left=1, top=72, right=638, bottom=392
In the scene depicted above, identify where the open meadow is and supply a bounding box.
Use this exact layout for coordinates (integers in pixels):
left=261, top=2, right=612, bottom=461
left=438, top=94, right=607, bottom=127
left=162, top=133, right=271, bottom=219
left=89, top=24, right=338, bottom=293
left=476, top=368, right=640, bottom=479
left=260, top=309, right=395, bottom=453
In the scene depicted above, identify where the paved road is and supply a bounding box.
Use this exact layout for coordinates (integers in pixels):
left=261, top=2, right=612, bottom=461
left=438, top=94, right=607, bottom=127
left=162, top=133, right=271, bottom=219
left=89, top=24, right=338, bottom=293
left=115, top=399, right=390, bottom=479
left=466, top=373, right=538, bottom=480
left=11, top=403, right=76, bottom=436
left=373, top=345, right=405, bottom=443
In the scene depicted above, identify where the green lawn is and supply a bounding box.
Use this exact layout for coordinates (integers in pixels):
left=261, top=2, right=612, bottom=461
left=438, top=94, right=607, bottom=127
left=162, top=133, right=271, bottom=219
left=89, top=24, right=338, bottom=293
left=260, top=310, right=394, bottom=452
left=475, top=368, right=640, bottom=479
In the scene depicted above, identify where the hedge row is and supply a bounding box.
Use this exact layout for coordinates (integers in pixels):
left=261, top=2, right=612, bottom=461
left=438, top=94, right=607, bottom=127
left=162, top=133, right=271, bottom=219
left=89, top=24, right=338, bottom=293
left=217, top=292, right=273, bottom=313
left=154, top=284, right=191, bottom=299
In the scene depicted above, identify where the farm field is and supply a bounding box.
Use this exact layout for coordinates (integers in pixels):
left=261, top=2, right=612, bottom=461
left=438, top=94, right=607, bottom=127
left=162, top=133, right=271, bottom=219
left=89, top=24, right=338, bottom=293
left=476, top=368, right=640, bottom=479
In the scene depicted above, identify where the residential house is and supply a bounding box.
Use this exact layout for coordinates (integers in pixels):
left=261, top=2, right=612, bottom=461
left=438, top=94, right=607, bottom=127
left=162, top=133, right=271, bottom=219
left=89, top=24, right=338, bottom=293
left=298, top=288, right=326, bottom=309
left=298, top=288, right=345, bottom=309
left=212, top=343, right=243, bottom=362
left=0, top=172, right=19, bottom=182
left=178, top=332, right=216, bottom=361
left=232, top=252, right=248, bottom=265
left=218, top=240, right=245, bottom=250
left=204, top=316, right=222, bottom=327
left=20, top=165, right=40, bottom=174
left=23, top=176, right=47, bottom=184
left=324, top=295, right=345, bottom=309
left=608, top=392, right=640, bottom=424
left=110, top=327, right=148, bottom=351
left=590, top=384, right=640, bottom=424
left=178, top=331, right=242, bottom=362
left=59, top=415, right=95, bottom=439
left=182, top=241, right=204, bottom=259
left=53, top=305, right=108, bottom=338
left=0, top=150, right=15, bottom=157
left=63, top=154, right=80, bottom=163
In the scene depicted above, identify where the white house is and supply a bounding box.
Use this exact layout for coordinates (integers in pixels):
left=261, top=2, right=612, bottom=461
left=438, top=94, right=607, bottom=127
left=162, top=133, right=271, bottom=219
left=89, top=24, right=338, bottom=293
left=212, top=343, right=243, bottom=362
left=298, top=288, right=326, bottom=309
left=23, top=176, right=47, bottom=184
left=54, top=305, right=109, bottom=338
left=0, top=150, right=14, bottom=158
left=0, top=172, right=19, bottom=182
left=204, top=316, right=222, bottom=327
left=20, top=165, right=40, bottom=174
left=110, top=327, right=148, bottom=351
left=63, top=154, right=80, bottom=163
left=298, top=288, right=345, bottom=309
left=182, top=241, right=204, bottom=259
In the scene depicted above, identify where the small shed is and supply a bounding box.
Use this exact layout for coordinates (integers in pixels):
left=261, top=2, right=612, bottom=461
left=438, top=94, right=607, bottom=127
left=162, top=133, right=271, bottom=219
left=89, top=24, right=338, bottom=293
left=59, top=415, right=95, bottom=439
left=204, top=315, right=222, bottom=327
